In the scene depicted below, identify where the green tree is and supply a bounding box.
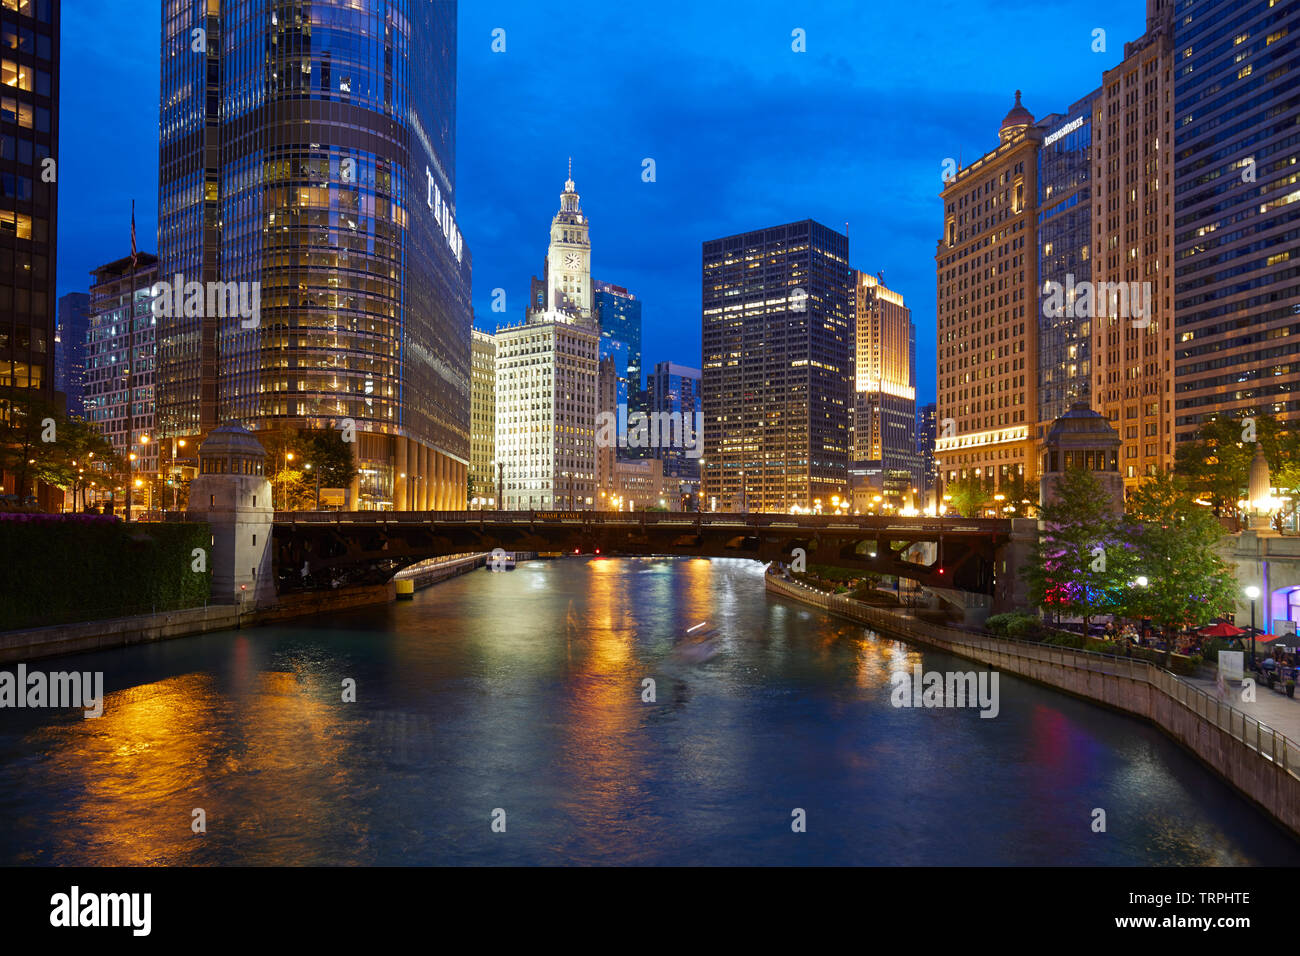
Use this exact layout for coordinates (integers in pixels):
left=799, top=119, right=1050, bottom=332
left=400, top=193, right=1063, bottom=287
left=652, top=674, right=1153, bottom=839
left=1173, top=413, right=1299, bottom=518
left=261, top=426, right=357, bottom=510
left=945, top=474, right=992, bottom=518
left=995, top=471, right=1037, bottom=518
left=1121, top=471, right=1237, bottom=665
left=1021, top=467, right=1129, bottom=634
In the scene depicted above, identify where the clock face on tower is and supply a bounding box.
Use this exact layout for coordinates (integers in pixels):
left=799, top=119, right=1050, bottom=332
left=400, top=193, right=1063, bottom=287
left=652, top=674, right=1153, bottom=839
left=564, top=252, right=581, bottom=269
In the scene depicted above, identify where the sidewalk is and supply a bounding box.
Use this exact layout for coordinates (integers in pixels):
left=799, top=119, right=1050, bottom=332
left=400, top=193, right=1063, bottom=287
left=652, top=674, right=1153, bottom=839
left=1185, top=672, right=1300, bottom=742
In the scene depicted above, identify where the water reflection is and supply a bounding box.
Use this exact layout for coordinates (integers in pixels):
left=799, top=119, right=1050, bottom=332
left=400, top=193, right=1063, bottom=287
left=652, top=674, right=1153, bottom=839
left=0, top=556, right=1297, bottom=866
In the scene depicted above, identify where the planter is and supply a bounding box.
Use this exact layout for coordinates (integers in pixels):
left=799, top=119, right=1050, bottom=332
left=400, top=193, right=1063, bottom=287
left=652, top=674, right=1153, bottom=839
left=1287, top=683, right=1296, bottom=698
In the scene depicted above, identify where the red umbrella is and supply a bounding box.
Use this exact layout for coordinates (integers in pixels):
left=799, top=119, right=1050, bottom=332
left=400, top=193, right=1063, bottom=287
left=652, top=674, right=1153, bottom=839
left=1199, top=622, right=1246, bottom=637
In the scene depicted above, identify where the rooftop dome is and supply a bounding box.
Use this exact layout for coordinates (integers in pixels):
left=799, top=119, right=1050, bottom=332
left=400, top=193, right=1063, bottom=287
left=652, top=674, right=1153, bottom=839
left=999, top=90, right=1035, bottom=141
left=1045, top=402, right=1120, bottom=444
left=198, top=422, right=267, bottom=475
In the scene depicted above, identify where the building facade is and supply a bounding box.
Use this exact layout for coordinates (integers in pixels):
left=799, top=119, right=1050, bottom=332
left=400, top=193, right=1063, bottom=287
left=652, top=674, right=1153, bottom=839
left=470, top=327, right=495, bottom=507
left=0, top=0, right=56, bottom=402
left=851, top=270, right=921, bottom=509
left=936, top=92, right=1042, bottom=499
left=702, top=220, right=852, bottom=513
left=1171, top=0, right=1299, bottom=442
left=917, top=401, right=938, bottom=508
left=85, top=254, right=162, bottom=485
left=646, top=360, right=702, bottom=509
left=495, top=172, right=599, bottom=510
left=593, top=279, right=642, bottom=429
left=156, top=0, right=471, bottom=510
left=1093, top=4, right=1175, bottom=487
left=55, top=291, right=90, bottom=418
left=1036, top=93, right=1097, bottom=433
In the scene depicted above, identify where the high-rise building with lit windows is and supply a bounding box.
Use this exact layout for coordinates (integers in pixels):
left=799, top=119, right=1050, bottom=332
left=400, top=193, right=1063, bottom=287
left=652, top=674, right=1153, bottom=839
left=1092, top=0, right=1175, bottom=488
left=1172, top=0, right=1300, bottom=442
left=469, top=327, right=495, bottom=506
left=702, top=220, right=852, bottom=513
left=156, top=0, right=471, bottom=510
left=1036, top=92, right=1097, bottom=432
left=850, top=270, right=920, bottom=509
left=936, top=92, right=1041, bottom=498
left=0, top=0, right=57, bottom=507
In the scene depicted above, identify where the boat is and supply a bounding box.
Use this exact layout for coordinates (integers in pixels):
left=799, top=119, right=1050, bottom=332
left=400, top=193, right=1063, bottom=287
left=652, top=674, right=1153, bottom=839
left=673, top=621, right=723, bottom=663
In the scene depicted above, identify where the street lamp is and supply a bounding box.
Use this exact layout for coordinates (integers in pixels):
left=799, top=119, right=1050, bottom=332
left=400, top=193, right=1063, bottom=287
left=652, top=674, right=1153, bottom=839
left=305, top=462, right=319, bottom=510
left=1245, top=585, right=1261, bottom=667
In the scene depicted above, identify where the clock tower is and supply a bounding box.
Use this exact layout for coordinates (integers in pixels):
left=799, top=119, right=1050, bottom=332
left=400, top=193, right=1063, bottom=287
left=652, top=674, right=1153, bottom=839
left=543, top=159, right=592, bottom=320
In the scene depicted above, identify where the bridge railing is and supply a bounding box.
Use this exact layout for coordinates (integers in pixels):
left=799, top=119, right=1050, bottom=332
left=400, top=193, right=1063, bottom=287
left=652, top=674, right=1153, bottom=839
left=273, top=509, right=1013, bottom=534
left=772, top=574, right=1300, bottom=782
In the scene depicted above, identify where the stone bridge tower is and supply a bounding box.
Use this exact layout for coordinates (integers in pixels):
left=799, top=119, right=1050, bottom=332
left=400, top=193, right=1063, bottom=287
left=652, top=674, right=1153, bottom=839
left=187, top=423, right=275, bottom=608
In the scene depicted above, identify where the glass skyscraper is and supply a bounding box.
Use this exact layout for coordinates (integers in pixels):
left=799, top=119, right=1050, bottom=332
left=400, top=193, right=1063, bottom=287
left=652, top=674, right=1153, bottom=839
left=55, top=291, right=90, bottom=418
left=1036, top=93, right=1096, bottom=433
left=1172, top=0, right=1300, bottom=442
left=157, top=0, right=472, bottom=509
left=593, top=279, right=643, bottom=457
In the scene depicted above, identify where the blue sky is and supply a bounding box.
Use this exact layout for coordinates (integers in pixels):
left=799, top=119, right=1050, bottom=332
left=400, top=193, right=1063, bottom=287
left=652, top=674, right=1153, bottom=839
left=57, top=0, right=1146, bottom=403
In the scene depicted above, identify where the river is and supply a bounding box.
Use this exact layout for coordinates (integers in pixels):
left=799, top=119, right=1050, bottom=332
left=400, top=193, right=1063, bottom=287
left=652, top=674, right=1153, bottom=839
left=2, top=557, right=1296, bottom=865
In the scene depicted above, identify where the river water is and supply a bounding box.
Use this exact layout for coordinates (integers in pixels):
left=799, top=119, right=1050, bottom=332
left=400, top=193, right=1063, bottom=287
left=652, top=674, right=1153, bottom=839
left=2, top=557, right=1297, bottom=865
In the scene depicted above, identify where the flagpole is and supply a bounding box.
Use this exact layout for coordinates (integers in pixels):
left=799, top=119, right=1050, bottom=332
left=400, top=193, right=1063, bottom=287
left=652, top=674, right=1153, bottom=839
left=125, top=200, right=136, bottom=522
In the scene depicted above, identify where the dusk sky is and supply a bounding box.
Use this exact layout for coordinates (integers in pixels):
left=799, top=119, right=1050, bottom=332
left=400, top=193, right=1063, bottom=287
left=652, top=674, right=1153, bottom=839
left=57, top=0, right=1145, bottom=403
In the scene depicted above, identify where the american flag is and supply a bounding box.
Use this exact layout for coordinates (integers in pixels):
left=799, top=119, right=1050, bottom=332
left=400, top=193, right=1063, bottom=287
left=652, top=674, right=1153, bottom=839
left=130, top=200, right=137, bottom=270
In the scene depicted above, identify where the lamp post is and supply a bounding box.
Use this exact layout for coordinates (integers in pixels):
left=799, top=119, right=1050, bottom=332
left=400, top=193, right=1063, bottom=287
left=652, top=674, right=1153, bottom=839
left=281, top=450, right=294, bottom=511
left=1245, top=585, right=1261, bottom=668
left=305, top=462, right=319, bottom=510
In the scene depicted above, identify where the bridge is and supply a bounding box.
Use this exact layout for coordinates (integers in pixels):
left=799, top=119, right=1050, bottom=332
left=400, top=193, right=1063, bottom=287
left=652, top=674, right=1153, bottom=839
left=272, top=510, right=1021, bottom=607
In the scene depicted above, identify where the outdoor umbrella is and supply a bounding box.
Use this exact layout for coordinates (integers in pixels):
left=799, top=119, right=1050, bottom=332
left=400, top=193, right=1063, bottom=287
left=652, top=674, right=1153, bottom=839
left=1198, top=622, right=1246, bottom=638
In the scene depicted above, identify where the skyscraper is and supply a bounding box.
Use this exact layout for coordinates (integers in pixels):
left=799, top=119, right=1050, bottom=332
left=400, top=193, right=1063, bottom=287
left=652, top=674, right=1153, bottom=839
left=156, top=0, right=471, bottom=510
left=593, top=279, right=642, bottom=422
left=647, top=360, right=702, bottom=508
left=1092, top=3, right=1175, bottom=487
left=1036, top=92, right=1097, bottom=433
left=850, top=270, right=920, bottom=510
left=917, top=402, right=938, bottom=508
left=0, top=0, right=57, bottom=506
left=495, top=171, right=599, bottom=510
left=470, top=327, right=496, bottom=507
left=55, top=292, right=90, bottom=418
left=1172, top=0, right=1299, bottom=442
left=85, top=254, right=161, bottom=484
left=936, top=92, right=1041, bottom=499
left=702, top=220, right=852, bottom=512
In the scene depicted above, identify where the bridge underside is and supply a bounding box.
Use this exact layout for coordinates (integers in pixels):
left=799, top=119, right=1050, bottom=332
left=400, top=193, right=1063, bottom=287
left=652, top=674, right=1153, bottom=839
left=273, top=514, right=1007, bottom=597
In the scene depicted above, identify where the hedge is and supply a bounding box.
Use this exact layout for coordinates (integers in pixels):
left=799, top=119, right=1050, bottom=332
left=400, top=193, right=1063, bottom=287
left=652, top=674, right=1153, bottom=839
left=0, top=516, right=212, bottom=630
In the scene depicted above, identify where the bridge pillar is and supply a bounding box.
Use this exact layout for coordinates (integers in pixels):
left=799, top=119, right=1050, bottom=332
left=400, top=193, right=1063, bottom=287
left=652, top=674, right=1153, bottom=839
left=395, top=438, right=408, bottom=511
left=186, top=423, right=276, bottom=610
left=992, top=517, right=1038, bottom=615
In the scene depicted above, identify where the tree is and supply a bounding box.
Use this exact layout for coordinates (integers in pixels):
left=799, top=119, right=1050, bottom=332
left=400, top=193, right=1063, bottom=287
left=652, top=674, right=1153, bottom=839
left=945, top=474, right=991, bottom=518
left=1021, top=467, right=1129, bottom=634
left=0, top=389, right=123, bottom=510
left=995, top=471, right=1037, bottom=519
left=1173, top=413, right=1299, bottom=518
left=261, top=426, right=357, bottom=510
left=1121, top=471, right=1237, bottom=665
